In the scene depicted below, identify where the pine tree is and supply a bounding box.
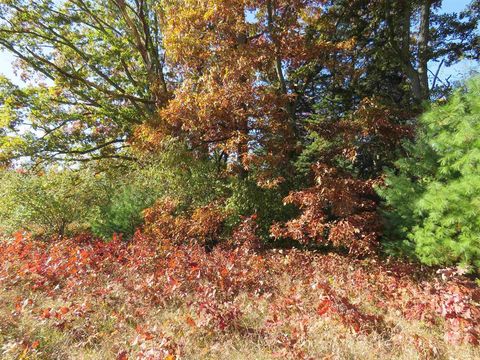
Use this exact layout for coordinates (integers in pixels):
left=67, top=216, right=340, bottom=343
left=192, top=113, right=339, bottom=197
left=379, top=77, right=480, bottom=270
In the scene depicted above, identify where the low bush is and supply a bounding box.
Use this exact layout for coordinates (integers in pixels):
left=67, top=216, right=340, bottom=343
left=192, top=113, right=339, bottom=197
left=0, top=168, right=107, bottom=237
left=1, top=230, right=479, bottom=359
left=90, top=139, right=227, bottom=239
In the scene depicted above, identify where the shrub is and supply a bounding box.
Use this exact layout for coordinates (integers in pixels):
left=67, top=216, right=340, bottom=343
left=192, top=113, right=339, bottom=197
left=90, top=139, right=227, bottom=239
left=93, top=139, right=296, bottom=242
left=378, top=77, right=480, bottom=270
left=271, top=163, right=381, bottom=256
left=90, top=183, right=155, bottom=239
left=0, top=168, right=107, bottom=237
left=224, top=178, right=295, bottom=240
left=143, top=199, right=227, bottom=248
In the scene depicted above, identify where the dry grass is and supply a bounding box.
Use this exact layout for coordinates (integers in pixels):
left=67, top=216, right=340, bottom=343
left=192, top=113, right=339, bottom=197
left=2, top=282, right=480, bottom=360
left=1, top=290, right=480, bottom=359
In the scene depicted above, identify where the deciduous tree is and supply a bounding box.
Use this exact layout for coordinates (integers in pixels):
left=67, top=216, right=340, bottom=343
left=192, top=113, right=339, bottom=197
left=0, top=0, right=170, bottom=165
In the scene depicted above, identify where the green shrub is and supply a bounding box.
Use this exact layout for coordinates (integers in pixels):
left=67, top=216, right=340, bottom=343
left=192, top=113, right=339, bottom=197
left=378, top=77, right=480, bottom=270
left=0, top=138, right=299, bottom=243
left=224, top=178, right=296, bottom=239
left=0, top=140, right=226, bottom=240
left=0, top=167, right=107, bottom=237
left=89, top=140, right=226, bottom=239
left=90, top=184, right=154, bottom=239
left=91, top=139, right=296, bottom=242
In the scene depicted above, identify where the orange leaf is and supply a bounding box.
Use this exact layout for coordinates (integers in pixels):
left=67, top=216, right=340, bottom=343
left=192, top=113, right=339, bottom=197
left=41, top=308, right=51, bottom=319
left=220, top=267, right=229, bottom=277
left=186, top=316, right=196, bottom=327
left=168, top=258, right=177, bottom=269
left=59, top=306, right=69, bottom=314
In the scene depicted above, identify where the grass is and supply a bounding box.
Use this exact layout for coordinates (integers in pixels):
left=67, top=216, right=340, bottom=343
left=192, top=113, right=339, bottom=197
left=1, top=234, right=479, bottom=359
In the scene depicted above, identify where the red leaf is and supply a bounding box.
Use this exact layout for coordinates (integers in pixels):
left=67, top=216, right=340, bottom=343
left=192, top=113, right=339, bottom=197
left=116, top=350, right=128, bottom=360
left=351, top=321, right=361, bottom=333
left=59, top=306, right=69, bottom=314
left=317, top=299, right=332, bottom=316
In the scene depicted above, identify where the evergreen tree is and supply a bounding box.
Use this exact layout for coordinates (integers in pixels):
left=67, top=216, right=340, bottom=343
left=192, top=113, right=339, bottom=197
left=379, top=77, right=480, bottom=270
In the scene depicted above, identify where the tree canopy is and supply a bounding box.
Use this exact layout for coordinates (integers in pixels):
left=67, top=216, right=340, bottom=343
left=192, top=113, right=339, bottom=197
left=1, top=0, right=478, bottom=169
left=0, top=0, right=170, bottom=165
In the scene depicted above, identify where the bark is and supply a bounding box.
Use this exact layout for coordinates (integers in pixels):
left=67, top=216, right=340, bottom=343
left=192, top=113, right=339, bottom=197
left=401, top=1, right=424, bottom=101
left=417, top=0, right=431, bottom=101
left=386, top=0, right=431, bottom=102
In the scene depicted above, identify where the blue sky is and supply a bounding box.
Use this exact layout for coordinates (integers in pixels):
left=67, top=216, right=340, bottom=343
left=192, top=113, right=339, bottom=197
left=0, top=0, right=477, bottom=87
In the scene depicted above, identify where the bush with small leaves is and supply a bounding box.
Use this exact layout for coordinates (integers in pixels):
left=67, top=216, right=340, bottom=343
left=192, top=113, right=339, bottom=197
left=0, top=168, right=108, bottom=238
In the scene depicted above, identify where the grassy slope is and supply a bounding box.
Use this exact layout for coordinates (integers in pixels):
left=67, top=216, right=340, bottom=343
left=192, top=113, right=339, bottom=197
left=1, top=233, right=479, bottom=360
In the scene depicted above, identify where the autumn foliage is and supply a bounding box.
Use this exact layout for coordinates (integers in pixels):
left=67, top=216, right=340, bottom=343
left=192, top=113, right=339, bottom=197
left=271, top=164, right=382, bottom=256
left=1, top=226, right=479, bottom=359
left=1, top=1, right=480, bottom=359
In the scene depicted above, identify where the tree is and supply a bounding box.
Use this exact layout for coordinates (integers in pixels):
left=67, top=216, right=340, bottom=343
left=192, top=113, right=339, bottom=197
left=139, top=0, right=354, bottom=182
left=1, top=0, right=477, bottom=169
left=378, top=77, right=480, bottom=270
left=385, top=0, right=479, bottom=102
left=294, top=0, right=479, bottom=181
left=0, top=0, right=170, bottom=166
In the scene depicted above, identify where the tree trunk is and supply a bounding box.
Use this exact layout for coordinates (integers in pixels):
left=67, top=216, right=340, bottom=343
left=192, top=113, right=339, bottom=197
left=388, top=0, right=431, bottom=103
left=417, top=0, right=431, bottom=101
left=400, top=1, right=424, bottom=101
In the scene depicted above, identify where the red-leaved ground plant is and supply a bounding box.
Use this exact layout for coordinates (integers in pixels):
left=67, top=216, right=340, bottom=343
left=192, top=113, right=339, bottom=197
left=0, top=217, right=480, bottom=359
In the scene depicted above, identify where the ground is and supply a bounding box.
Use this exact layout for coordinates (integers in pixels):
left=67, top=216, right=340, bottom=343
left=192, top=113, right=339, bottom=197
left=1, top=232, right=479, bottom=359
